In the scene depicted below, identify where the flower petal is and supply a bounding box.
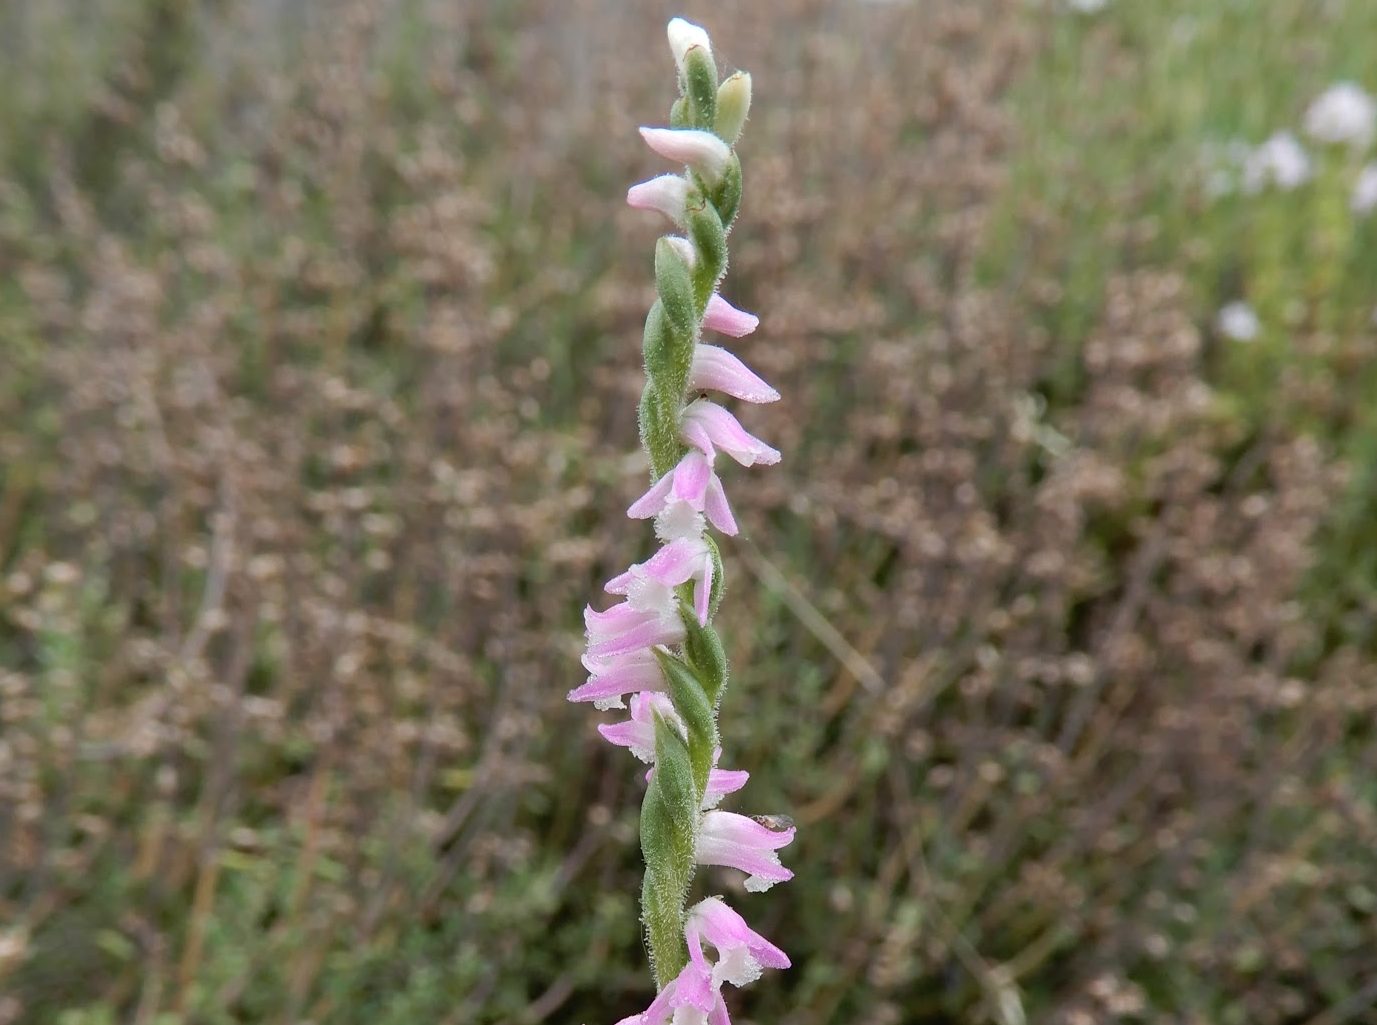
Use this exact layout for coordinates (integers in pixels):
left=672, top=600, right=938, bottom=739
left=702, top=294, right=758, bottom=338
left=627, top=174, right=691, bottom=224
left=689, top=345, right=780, bottom=404
left=640, top=127, right=732, bottom=183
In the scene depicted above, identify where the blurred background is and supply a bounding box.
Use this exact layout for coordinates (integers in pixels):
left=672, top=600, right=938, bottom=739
left=3, top=0, right=1377, bottom=1023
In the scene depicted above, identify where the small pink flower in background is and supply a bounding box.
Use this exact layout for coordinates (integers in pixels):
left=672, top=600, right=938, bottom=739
left=640, top=127, right=734, bottom=184
left=627, top=174, right=691, bottom=224
left=702, top=294, right=759, bottom=337
left=628, top=451, right=738, bottom=536
left=689, top=345, right=780, bottom=403
left=686, top=896, right=791, bottom=988
left=696, top=810, right=796, bottom=892
left=681, top=399, right=781, bottom=467
left=598, top=691, right=684, bottom=763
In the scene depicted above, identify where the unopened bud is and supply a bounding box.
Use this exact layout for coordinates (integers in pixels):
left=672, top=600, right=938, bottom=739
left=667, top=17, right=712, bottom=76
left=664, top=235, right=697, bottom=269
left=715, top=72, right=752, bottom=144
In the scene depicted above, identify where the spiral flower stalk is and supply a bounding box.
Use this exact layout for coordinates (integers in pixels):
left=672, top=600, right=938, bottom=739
left=569, top=18, right=793, bottom=1024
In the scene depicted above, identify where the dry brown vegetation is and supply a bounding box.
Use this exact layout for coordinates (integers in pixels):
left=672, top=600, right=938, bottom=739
left=2, top=1, right=1376, bottom=1023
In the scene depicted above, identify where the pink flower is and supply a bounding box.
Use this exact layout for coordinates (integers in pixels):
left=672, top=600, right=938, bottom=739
left=568, top=648, right=666, bottom=710
left=681, top=399, right=781, bottom=467
left=696, top=810, right=795, bottom=892
left=628, top=452, right=738, bottom=536
left=686, top=897, right=790, bottom=989
left=584, top=586, right=685, bottom=660
left=703, top=764, right=749, bottom=809
left=689, top=345, right=779, bottom=404
left=627, top=174, right=691, bottom=224
left=702, top=294, right=758, bottom=337
left=606, top=536, right=715, bottom=625
left=614, top=965, right=732, bottom=1025
left=646, top=749, right=749, bottom=809
left=598, top=691, right=683, bottom=763
left=640, top=127, right=733, bottom=184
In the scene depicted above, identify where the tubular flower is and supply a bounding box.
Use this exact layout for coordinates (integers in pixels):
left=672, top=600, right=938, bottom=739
left=627, top=450, right=738, bottom=536
left=568, top=648, right=667, bottom=710
left=583, top=585, right=686, bottom=660
left=686, top=897, right=791, bottom=988
left=570, top=17, right=793, bottom=1018
left=598, top=691, right=685, bottom=764
left=702, top=293, right=759, bottom=337
left=689, top=345, right=780, bottom=403
left=640, top=127, right=734, bottom=184
left=627, top=174, right=692, bottom=224
left=606, top=535, right=715, bottom=625
left=614, top=968, right=732, bottom=1025
left=681, top=399, right=781, bottom=467
left=696, top=811, right=796, bottom=892
left=646, top=750, right=749, bottom=810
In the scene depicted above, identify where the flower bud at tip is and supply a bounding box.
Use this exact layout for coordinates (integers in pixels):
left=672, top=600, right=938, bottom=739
left=667, top=17, right=712, bottom=75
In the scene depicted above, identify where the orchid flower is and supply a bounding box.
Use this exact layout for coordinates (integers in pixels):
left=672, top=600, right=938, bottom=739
left=598, top=691, right=685, bottom=764
left=696, top=811, right=796, bottom=892
left=686, top=896, right=791, bottom=987
left=702, top=293, right=759, bottom=337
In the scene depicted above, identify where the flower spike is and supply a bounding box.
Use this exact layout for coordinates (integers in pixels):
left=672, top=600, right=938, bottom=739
left=570, top=19, right=792, bottom=1016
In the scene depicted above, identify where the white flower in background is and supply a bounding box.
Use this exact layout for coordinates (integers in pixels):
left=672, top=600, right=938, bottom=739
left=1217, top=301, right=1261, bottom=342
left=1067, top=0, right=1110, bottom=11
left=1303, top=82, right=1377, bottom=149
left=1352, top=164, right=1377, bottom=215
left=1242, top=132, right=1312, bottom=193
